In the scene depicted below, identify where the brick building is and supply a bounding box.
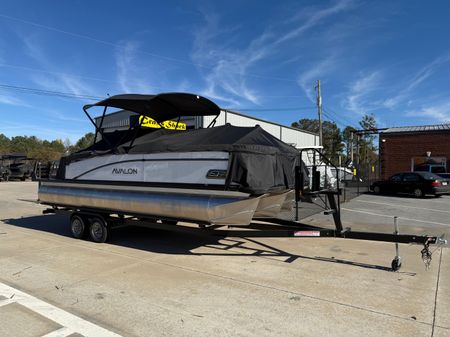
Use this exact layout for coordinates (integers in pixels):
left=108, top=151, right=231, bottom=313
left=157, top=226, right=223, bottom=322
left=379, top=124, right=450, bottom=179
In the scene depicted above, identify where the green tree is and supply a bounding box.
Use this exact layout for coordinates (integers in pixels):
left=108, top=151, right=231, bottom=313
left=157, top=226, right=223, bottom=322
left=68, top=132, right=95, bottom=153
left=292, top=118, right=343, bottom=164
left=357, top=114, right=378, bottom=164
left=0, top=134, right=10, bottom=154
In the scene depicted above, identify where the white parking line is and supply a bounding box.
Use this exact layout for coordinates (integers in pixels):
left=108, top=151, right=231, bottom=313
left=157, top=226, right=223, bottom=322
left=353, top=199, right=450, bottom=214
left=0, top=282, right=122, bottom=337
left=341, top=208, right=450, bottom=227
left=0, top=298, right=14, bottom=307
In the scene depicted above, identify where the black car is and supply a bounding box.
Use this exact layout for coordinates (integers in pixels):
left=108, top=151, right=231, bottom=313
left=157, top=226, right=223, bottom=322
left=370, top=172, right=450, bottom=197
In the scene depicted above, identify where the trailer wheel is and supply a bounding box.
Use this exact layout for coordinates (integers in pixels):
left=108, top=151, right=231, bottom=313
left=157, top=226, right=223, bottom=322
left=391, top=257, right=402, bottom=271
left=89, top=217, right=109, bottom=243
left=70, top=214, right=86, bottom=239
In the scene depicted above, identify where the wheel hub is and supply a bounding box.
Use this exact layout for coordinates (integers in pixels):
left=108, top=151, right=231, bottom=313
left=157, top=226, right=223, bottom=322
left=91, top=222, right=103, bottom=240
left=72, top=218, right=83, bottom=236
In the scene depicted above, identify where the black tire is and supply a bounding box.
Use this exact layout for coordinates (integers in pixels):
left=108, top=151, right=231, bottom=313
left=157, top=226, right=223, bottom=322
left=88, top=217, right=109, bottom=243
left=70, top=214, right=87, bottom=239
left=413, top=188, right=424, bottom=198
left=373, top=186, right=381, bottom=194
left=391, top=257, right=402, bottom=271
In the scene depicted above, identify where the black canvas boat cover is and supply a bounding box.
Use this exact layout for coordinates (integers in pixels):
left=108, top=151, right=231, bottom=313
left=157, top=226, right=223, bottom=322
left=84, top=93, right=220, bottom=123
left=58, top=124, right=304, bottom=194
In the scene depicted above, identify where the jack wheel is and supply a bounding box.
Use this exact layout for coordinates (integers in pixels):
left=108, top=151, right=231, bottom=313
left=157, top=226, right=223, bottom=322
left=89, top=217, right=109, bottom=243
left=391, top=257, right=402, bottom=271
left=70, top=214, right=86, bottom=239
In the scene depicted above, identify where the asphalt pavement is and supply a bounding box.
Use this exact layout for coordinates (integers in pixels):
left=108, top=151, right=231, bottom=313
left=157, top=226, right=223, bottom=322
left=0, top=181, right=449, bottom=337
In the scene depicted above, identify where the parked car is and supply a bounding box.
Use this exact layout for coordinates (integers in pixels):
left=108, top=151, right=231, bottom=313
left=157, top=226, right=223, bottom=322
left=1, top=154, right=35, bottom=181
left=414, top=164, right=446, bottom=174
left=370, top=172, right=450, bottom=197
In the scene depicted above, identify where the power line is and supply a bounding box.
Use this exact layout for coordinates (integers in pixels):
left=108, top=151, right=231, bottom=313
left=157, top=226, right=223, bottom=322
left=323, top=106, right=359, bottom=129
left=321, top=110, right=347, bottom=128
left=323, top=106, right=355, bottom=126
left=226, top=106, right=314, bottom=112
left=0, top=83, right=103, bottom=100
left=0, top=82, right=318, bottom=112
left=0, top=13, right=297, bottom=83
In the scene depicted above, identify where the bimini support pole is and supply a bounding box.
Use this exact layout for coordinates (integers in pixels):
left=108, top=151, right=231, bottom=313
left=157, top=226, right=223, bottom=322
left=83, top=105, right=114, bottom=151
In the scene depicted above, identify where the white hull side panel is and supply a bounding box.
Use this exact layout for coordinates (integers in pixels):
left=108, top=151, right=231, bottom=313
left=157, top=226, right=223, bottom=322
left=65, top=152, right=229, bottom=185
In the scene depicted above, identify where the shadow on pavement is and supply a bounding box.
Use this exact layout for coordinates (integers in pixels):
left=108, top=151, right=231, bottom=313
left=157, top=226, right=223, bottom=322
left=3, top=213, right=409, bottom=274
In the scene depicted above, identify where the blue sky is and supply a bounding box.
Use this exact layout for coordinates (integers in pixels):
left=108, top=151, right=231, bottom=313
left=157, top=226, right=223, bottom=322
left=0, top=0, right=450, bottom=142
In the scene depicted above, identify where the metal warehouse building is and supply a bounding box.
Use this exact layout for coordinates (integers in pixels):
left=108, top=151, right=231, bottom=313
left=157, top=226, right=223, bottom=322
left=379, top=124, right=450, bottom=179
left=94, top=109, right=319, bottom=149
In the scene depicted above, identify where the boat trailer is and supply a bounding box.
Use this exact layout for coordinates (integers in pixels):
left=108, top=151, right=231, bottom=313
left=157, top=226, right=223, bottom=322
left=43, top=204, right=446, bottom=272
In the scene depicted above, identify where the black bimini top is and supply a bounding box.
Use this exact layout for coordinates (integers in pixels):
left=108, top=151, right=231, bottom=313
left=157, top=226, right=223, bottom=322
left=83, top=93, right=220, bottom=123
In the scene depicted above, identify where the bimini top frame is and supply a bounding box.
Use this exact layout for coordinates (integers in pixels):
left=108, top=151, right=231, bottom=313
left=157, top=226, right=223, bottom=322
left=82, top=92, right=222, bottom=151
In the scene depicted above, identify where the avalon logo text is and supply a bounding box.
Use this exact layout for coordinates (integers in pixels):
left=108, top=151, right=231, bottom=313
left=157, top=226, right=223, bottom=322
left=112, top=168, right=138, bottom=175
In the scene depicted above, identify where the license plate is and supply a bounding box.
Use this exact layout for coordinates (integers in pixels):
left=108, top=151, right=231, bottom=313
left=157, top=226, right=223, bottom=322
left=443, top=182, right=448, bottom=186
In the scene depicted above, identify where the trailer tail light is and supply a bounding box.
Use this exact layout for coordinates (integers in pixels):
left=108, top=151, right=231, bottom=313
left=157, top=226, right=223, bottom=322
left=431, top=180, right=442, bottom=187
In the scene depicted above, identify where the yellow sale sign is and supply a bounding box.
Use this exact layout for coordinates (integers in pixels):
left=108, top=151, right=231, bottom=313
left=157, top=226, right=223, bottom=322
left=139, top=116, right=186, bottom=130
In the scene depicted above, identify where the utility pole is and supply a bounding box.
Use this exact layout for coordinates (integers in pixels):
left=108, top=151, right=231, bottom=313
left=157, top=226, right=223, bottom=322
left=316, top=80, right=323, bottom=147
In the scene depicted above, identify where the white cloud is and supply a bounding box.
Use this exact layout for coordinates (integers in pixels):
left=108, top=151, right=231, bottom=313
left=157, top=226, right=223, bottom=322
left=191, top=0, right=356, bottom=107
left=116, top=40, right=146, bottom=93
left=114, top=39, right=191, bottom=94
left=0, top=94, right=29, bottom=107
left=274, top=0, right=355, bottom=45
left=405, top=101, right=450, bottom=123
left=297, top=56, right=338, bottom=102
left=344, top=71, right=383, bottom=115
left=384, top=54, right=450, bottom=109
left=21, top=34, right=99, bottom=99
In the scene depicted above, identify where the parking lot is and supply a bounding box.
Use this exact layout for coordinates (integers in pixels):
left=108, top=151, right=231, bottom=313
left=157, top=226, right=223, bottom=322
left=0, top=181, right=449, bottom=337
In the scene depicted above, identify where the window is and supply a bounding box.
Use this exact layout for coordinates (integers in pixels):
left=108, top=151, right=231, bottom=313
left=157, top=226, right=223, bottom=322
left=414, top=166, right=428, bottom=172
left=431, top=166, right=446, bottom=174
left=403, top=173, right=420, bottom=182
left=420, top=172, right=442, bottom=181
left=390, top=174, right=402, bottom=182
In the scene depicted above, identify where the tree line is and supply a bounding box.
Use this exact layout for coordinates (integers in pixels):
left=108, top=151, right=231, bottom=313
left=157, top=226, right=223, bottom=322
left=291, top=113, right=378, bottom=167
left=0, top=133, right=95, bottom=162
